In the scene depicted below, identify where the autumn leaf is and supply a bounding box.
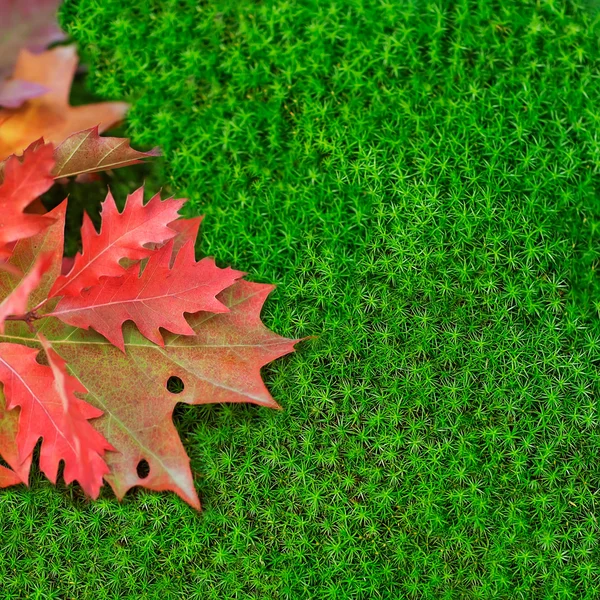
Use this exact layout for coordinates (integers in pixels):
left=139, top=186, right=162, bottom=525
left=0, top=142, right=57, bottom=255
left=0, top=79, right=48, bottom=109
left=0, top=250, right=52, bottom=332
left=4, top=278, right=297, bottom=508
left=0, top=0, right=65, bottom=76
left=0, top=342, right=113, bottom=498
left=50, top=127, right=161, bottom=179
left=0, top=200, right=66, bottom=310
left=0, top=0, right=65, bottom=108
left=0, top=195, right=112, bottom=493
left=60, top=256, right=74, bottom=275
left=0, top=128, right=161, bottom=195
left=0, top=390, right=32, bottom=487
left=142, top=216, right=204, bottom=265
left=0, top=141, right=299, bottom=508
left=48, top=237, right=244, bottom=351
left=167, top=217, right=203, bottom=262
left=48, top=186, right=185, bottom=298
left=0, top=45, right=129, bottom=160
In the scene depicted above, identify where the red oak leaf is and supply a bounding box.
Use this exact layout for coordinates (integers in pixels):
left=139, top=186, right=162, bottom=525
left=0, top=200, right=66, bottom=311
left=60, top=256, right=74, bottom=275
left=49, top=187, right=185, bottom=298
left=0, top=250, right=52, bottom=332
left=0, top=141, right=56, bottom=255
left=163, top=216, right=203, bottom=265
left=49, top=236, right=244, bottom=351
left=0, top=342, right=113, bottom=498
left=127, top=216, right=203, bottom=270
left=0, top=200, right=66, bottom=490
left=0, top=149, right=298, bottom=507
left=33, top=279, right=298, bottom=508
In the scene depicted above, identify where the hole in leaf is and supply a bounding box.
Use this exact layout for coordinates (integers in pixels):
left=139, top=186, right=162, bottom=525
left=136, top=459, right=150, bottom=479
left=35, top=350, right=49, bottom=366
left=167, top=376, right=184, bottom=394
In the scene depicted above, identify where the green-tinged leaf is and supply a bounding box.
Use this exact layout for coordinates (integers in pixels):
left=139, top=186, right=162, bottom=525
left=0, top=279, right=298, bottom=508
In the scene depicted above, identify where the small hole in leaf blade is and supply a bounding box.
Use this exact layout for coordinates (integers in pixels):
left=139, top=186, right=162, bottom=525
left=167, top=376, right=184, bottom=394
left=35, top=350, right=49, bottom=366
left=136, top=459, right=150, bottom=479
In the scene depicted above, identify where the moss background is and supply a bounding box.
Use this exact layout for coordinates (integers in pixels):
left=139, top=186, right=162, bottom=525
left=2, top=0, right=600, bottom=597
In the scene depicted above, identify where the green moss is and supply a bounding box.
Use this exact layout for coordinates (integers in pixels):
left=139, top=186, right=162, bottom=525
left=1, top=0, right=600, bottom=597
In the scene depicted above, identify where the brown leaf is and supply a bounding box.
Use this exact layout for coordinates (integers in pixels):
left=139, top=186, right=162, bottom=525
left=0, top=128, right=161, bottom=185
left=50, top=126, right=161, bottom=179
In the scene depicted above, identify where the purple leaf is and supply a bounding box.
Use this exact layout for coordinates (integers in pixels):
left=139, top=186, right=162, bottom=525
left=0, top=79, right=48, bottom=108
left=0, top=0, right=66, bottom=77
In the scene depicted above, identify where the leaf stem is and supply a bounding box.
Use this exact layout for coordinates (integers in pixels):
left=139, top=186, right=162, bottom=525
left=30, top=298, right=50, bottom=313
left=4, top=311, right=41, bottom=332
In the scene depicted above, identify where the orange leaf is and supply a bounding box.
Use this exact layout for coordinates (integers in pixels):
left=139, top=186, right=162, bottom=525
left=0, top=45, right=128, bottom=160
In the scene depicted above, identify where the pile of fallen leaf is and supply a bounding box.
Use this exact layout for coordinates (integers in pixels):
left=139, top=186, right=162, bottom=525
left=0, top=0, right=297, bottom=509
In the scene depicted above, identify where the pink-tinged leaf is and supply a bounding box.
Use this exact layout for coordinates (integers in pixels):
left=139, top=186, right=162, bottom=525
left=125, top=217, right=204, bottom=271
left=38, top=333, right=115, bottom=496
left=0, top=200, right=65, bottom=490
left=0, top=141, right=56, bottom=255
left=0, top=342, right=113, bottom=498
left=0, top=0, right=65, bottom=77
left=61, top=255, right=74, bottom=276
left=0, top=201, right=65, bottom=311
left=0, top=464, right=22, bottom=487
left=0, top=250, right=52, bottom=332
left=50, top=237, right=244, bottom=351
left=0, top=461, right=24, bottom=487
left=48, top=187, right=185, bottom=298
left=0, top=79, right=48, bottom=108
left=51, top=126, right=161, bottom=179
left=24, top=279, right=299, bottom=509
left=166, top=216, right=203, bottom=265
